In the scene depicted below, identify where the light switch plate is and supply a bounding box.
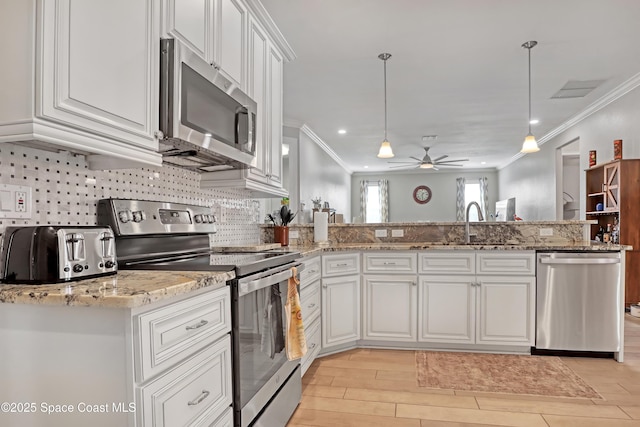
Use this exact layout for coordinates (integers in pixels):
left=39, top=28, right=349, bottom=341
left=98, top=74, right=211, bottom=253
left=0, top=184, right=31, bottom=218
left=289, top=230, right=299, bottom=239
left=375, top=229, right=388, bottom=237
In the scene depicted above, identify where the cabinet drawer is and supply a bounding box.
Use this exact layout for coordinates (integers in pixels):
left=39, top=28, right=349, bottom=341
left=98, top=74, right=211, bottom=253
left=363, top=252, right=417, bottom=273
left=322, top=253, right=360, bottom=277
left=204, top=406, right=233, bottom=427
left=135, top=286, right=231, bottom=382
left=477, top=251, right=535, bottom=275
left=300, top=256, right=321, bottom=287
left=301, top=318, right=321, bottom=376
left=138, top=335, right=232, bottom=427
left=300, top=278, right=321, bottom=325
left=419, top=251, right=475, bottom=274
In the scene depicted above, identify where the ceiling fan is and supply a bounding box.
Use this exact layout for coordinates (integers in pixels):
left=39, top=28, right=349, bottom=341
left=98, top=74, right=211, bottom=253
left=388, top=147, right=469, bottom=170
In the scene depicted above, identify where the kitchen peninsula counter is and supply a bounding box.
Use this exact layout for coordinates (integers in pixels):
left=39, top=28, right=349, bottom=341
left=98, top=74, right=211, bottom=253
left=0, top=270, right=234, bottom=308
left=283, top=242, right=630, bottom=257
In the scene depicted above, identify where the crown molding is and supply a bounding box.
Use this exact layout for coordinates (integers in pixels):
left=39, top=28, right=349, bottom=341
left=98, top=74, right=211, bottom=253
left=288, top=123, right=352, bottom=175
left=244, top=0, right=296, bottom=62
left=499, top=72, right=640, bottom=169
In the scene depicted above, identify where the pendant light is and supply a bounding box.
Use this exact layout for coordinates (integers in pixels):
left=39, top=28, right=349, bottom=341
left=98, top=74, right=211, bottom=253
left=521, top=40, right=540, bottom=153
left=377, top=53, right=394, bottom=158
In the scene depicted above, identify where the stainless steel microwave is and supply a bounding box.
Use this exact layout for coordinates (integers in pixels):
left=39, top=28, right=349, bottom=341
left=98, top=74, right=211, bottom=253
left=159, top=38, right=257, bottom=172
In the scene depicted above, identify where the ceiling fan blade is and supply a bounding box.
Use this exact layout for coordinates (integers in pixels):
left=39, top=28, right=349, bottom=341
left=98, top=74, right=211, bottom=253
left=409, top=156, right=423, bottom=162
left=435, top=158, right=469, bottom=164
left=432, top=155, right=448, bottom=162
left=435, top=164, right=465, bottom=167
left=388, top=164, right=416, bottom=168
left=387, top=161, right=418, bottom=164
left=433, top=166, right=439, bottom=171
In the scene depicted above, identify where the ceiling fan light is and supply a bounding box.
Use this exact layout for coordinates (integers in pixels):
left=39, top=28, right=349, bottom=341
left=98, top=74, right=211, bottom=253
left=419, top=163, right=433, bottom=169
left=521, top=134, right=540, bottom=153
left=377, top=140, right=394, bottom=158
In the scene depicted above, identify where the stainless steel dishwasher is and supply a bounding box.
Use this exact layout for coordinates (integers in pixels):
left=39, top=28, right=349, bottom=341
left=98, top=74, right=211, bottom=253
left=536, top=251, right=622, bottom=353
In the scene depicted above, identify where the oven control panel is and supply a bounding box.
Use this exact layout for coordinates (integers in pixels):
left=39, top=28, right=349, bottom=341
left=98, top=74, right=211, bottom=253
left=97, top=199, right=217, bottom=236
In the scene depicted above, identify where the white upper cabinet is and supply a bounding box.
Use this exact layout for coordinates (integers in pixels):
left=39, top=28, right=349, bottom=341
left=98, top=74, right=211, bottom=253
left=163, top=0, right=210, bottom=59
left=214, top=0, right=247, bottom=88
left=198, top=0, right=294, bottom=197
left=163, top=0, right=247, bottom=90
left=0, top=0, right=162, bottom=169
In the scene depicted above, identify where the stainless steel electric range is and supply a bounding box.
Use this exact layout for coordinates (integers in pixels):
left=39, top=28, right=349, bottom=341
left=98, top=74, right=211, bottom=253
left=97, top=198, right=303, bottom=427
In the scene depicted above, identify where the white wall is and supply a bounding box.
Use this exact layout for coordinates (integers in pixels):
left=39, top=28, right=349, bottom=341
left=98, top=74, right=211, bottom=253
left=282, top=126, right=352, bottom=223
left=351, top=170, right=499, bottom=222
left=499, top=85, right=640, bottom=220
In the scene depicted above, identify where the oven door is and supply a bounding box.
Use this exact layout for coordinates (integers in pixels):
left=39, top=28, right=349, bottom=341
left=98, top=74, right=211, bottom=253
left=233, top=263, right=304, bottom=427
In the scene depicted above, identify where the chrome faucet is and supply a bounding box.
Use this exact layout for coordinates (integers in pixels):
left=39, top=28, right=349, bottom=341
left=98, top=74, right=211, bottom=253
left=465, top=201, right=485, bottom=244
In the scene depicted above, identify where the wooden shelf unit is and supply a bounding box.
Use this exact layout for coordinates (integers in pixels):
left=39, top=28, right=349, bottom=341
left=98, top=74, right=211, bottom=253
left=586, top=159, right=640, bottom=306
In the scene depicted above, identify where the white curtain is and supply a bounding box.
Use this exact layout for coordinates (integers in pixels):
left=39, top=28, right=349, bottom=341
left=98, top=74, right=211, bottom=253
left=379, top=179, right=389, bottom=222
left=479, top=177, right=489, bottom=218
left=359, top=180, right=389, bottom=223
left=359, top=180, right=367, bottom=223
left=455, top=177, right=466, bottom=221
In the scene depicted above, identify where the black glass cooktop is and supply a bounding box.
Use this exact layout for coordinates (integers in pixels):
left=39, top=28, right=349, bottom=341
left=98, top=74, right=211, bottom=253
left=120, top=250, right=300, bottom=277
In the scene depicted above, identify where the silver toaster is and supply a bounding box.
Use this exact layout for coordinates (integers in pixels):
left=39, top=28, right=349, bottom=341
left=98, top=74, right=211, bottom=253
left=0, top=226, right=117, bottom=284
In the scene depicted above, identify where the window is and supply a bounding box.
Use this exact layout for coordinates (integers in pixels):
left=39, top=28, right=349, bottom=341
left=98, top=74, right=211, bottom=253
left=465, top=182, right=482, bottom=221
left=365, top=182, right=382, bottom=223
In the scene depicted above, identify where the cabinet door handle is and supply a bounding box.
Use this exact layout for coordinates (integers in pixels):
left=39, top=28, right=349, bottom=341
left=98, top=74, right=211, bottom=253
left=309, top=343, right=317, bottom=350
left=383, top=261, right=396, bottom=265
left=336, top=263, right=348, bottom=267
left=185, top=319, right=208, bottom=330
left=412, top=282, right=416, bottom=286
left=187, top=390, right=210, bottom=406
left=322, top=283, right=327, bottom=288
left=307, top=303, right=316, bottom=309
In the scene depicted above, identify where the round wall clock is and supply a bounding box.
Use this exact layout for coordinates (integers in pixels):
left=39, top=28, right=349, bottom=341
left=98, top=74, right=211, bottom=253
left=413, top=185, right=432, bottom=204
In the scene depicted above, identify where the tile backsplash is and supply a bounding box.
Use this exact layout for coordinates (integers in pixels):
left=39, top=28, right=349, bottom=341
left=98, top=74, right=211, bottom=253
left=0, top=143, right=261, bottom=245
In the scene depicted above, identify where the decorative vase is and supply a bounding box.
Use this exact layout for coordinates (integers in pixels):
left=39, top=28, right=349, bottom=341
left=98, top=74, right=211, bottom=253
left=274, top=225, right=289, bottom=246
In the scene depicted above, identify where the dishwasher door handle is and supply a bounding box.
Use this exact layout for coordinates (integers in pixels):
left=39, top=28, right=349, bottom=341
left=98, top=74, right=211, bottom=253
left=539, top=257, right=620, bottom=265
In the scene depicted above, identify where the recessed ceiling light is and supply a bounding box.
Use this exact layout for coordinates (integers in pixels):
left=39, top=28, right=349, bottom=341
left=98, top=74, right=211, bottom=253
left=363, top=165, right=369, bottom=168
left=338, top=129, right=347, bottom=134
left=481, top=161, right=486, bottom=165
left=529, top=119, right=539, bottom=125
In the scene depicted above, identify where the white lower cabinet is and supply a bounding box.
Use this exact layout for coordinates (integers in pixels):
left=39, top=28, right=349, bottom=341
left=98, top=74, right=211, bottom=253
left=321, top=274, right=361, bottom=348
left=418, top=275, right=475, bottom=343
left=134, top=287, right=232, bottom=426
left=418, top=275, right=534, bottom=345
left=418, top=251, right=536, bottom=347
left=299, top=255, right=322, bottom=375
left=476, top=275, right=535, bottom=345
left=137, top=335, right=232, bottom=427
left=0, top=285, right=231, bottom=427
left=301, top=318, right=321, bottom=375
left=362, top=274, right=417, bottom=342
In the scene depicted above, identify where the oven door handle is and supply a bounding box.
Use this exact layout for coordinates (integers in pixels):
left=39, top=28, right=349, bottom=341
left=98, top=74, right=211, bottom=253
left=239, top=268, right=294, bottom=297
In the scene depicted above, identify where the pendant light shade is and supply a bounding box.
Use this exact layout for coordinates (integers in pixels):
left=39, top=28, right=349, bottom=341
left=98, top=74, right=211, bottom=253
left=377, top=53, right=394, bottom=158
left=520, top=41, right=540, bottom=154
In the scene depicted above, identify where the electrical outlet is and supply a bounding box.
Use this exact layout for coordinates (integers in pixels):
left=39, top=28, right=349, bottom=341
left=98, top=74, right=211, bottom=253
left=539, top=228, right=553, bottom=237
left=391, top=229, right=404, bottom=237
left=375, top=229, right=388, bottom=238
left=289, top=230, right=299, bottom=239
left=15, top=191, right=27, bottom=212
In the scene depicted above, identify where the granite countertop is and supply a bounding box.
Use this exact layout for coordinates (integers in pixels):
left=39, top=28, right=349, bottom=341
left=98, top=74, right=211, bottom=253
left=286, top=241, right=630, bottom=256
left=0, top=270, right=234, bottom=308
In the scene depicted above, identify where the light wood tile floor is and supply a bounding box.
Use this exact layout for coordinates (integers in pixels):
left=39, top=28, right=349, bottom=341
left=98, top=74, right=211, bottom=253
left=288, top=315, right=640, bottom=427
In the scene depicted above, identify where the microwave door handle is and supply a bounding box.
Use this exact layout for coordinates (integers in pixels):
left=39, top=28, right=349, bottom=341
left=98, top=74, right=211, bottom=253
left=235, top=106, right=248, bottom=147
